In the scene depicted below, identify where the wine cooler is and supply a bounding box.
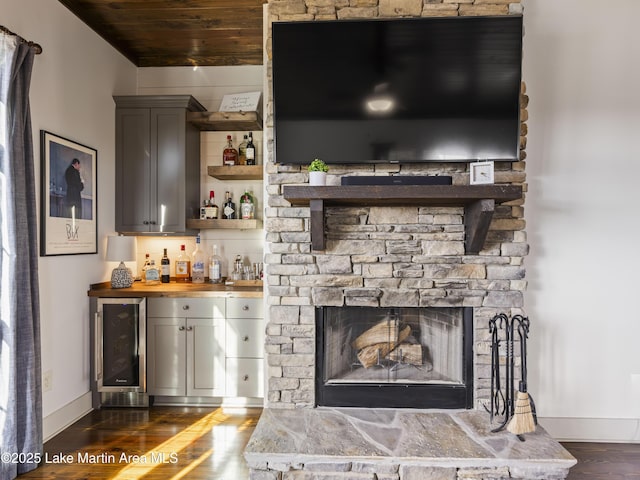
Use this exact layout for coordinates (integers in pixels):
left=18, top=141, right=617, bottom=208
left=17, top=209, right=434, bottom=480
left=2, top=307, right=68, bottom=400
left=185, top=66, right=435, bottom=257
left=94, top=298, right=148, bottom=407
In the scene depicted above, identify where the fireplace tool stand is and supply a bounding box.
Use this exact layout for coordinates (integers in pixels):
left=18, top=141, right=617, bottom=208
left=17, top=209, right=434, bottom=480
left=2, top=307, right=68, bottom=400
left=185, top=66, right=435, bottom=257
left=487, top=313, right=537, bottom=441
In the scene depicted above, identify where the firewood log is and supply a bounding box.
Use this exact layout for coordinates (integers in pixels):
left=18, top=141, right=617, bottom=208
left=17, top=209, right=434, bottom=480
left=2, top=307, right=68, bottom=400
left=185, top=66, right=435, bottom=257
left=387, top=343, right=423, bottom=366
left=357, top=325, right=411, bottom=368
left=352, top=318, right=401, bottom=350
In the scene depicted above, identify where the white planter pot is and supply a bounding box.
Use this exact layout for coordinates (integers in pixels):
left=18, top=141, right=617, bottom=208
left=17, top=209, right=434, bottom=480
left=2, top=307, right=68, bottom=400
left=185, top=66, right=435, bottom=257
left=309, top=171, right=327, bottom=186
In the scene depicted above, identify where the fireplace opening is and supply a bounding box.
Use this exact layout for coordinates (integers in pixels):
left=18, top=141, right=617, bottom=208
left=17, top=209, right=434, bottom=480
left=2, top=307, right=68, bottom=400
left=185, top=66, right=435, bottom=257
left=316, top=306, right=474, bottom=409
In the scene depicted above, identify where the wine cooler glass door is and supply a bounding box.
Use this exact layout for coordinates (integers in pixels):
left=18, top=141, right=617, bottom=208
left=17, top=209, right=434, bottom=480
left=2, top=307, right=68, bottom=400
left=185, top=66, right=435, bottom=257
left=96, top=298, right=146, bottom=392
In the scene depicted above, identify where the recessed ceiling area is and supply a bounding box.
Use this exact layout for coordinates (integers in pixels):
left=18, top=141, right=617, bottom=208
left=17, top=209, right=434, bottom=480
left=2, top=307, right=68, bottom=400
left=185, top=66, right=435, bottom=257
left=58, top=0, right=266, bottom=67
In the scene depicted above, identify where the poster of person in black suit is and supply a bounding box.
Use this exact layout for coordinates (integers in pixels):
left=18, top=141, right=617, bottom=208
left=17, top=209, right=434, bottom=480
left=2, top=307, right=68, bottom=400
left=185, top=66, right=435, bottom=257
left=64, top=158, right=84, bottom=218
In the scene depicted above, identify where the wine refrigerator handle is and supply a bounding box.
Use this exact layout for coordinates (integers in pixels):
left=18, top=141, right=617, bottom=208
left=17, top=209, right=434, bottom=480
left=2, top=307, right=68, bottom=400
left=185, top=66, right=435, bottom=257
left=95, top=312, right=103, bottom=382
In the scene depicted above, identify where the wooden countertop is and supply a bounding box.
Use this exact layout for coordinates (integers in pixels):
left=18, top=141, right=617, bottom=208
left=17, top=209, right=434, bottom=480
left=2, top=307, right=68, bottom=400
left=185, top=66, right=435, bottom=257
left=88, top=280, right=264, bottom=298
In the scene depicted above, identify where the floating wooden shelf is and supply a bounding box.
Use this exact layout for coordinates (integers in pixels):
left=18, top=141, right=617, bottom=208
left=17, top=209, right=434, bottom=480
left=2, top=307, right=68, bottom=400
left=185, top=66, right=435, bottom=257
left=187, top=111, right=262, bottom=131
left=186, top=218, right=262, bottom=230
left=207, top=165, right=263, bottom=180
left=282, top=184, right=523, bottom=254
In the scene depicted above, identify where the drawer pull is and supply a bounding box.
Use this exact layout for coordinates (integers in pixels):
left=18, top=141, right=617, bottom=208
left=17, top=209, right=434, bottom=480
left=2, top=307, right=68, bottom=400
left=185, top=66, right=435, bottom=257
left=186, top=326, right=193, bottom=331
left=182, top=305, right=190, bottom=310
left=178, top=326, right=185, bottom=331
left=243, top=335, right=249, bottom=342
left=242, top=305, right=249, bottom=311
left=243, top=374, right=249, bottom=381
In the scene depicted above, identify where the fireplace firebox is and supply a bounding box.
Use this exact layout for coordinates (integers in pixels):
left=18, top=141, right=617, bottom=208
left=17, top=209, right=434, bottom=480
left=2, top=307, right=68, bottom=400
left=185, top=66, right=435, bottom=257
left=316, top=306, right=474, bottom=409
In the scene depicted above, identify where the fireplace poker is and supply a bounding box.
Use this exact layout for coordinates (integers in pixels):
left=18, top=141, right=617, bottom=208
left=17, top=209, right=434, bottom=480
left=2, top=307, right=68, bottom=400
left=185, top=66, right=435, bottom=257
left=487, top=313, right=507, bottom=421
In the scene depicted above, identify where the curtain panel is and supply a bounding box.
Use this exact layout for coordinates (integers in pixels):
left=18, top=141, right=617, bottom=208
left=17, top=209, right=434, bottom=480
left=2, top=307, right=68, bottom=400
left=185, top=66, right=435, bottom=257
left=0, top=33, right=42, bottom=479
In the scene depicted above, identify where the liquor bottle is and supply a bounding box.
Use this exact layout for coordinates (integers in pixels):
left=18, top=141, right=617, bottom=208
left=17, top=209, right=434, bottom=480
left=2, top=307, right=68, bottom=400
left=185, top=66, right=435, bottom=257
left=175, top=244, right=191, bottom=282
left=205, top=190, right=219, bottom=219
left=161, top=248, right=170, bottom=283
left=223, top=135, right=238, bottom=166
left=238, top=134, right=248, bottom=165
left=144, top=260, right=160, bottom=285
left=208, top=244, right=223, bottom=284
left=141, top=253, right=151, bottom=281
left=191, top=235, right=206, bottom=284
left=246, top=132, right=256, bottom=165
left=240, top=189, right=255, bottom=220
left=223, top=191, right=236, bottom=219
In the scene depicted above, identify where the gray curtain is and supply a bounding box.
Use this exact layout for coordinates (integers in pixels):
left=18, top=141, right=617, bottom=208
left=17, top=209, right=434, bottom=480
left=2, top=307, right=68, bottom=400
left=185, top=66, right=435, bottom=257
left=0, top=35, right=42, bottom=479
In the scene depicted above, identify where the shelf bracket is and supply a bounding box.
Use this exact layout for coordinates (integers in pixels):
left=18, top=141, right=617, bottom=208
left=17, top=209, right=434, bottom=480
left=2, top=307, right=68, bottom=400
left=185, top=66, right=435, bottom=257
left=309, top=199, right=326, bottom=251
left=464, top=199, right=495, bottom=254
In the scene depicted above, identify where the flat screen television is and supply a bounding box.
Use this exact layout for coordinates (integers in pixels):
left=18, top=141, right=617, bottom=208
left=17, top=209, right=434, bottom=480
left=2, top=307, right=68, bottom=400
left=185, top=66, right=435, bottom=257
left=271, top=15, right=523, bottom=166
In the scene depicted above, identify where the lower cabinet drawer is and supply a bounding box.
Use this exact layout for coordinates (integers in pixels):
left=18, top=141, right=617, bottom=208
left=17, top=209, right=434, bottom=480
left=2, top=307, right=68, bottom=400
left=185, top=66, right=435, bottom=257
left=225, top=358, right=263, bottom=398
left=226, top=318, right=264, bottom=358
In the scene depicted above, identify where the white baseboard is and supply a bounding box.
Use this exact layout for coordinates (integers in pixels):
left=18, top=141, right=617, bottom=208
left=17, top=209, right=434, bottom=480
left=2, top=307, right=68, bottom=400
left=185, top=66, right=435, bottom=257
left=43, top=391, right=93, bottom=442
left=539, top=416, right=640, bottom=443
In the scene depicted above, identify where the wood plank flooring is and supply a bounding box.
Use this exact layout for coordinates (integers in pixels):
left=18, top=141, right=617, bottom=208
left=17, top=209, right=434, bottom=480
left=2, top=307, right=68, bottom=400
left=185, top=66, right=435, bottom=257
left=18, top=406, right=261, bottom=480
left=16, top=407, right=640, bottom=479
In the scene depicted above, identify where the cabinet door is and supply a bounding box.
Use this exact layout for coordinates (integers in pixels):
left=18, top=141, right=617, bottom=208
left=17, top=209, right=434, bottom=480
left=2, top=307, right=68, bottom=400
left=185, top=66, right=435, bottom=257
left=152, top=108, right=187, bottom=233
left=147, top=317, right=186, bottom=396
left=187, top=317, right=226, bottom=397
left=115, top=108, right=152, bottom=232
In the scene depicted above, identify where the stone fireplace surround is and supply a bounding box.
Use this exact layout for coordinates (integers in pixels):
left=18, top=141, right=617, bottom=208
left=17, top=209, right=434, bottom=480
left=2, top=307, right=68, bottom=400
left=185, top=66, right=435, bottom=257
left=245, top=1, right=576, bottom=478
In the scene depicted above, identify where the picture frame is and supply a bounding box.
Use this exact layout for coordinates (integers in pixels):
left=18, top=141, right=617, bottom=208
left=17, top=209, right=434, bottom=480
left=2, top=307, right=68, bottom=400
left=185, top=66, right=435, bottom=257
left=40, top=130, right=97, bottom=256
left=469, top=161, right=495, bottom=185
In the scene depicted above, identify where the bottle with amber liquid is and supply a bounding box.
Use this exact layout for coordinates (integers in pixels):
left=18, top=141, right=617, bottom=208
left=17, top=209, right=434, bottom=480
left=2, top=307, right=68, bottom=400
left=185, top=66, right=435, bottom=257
left=175, top=244, right=191, bottom=282
left=223, top=135, right=238, bottom=166
left=238, top=134, right=248, bottom=165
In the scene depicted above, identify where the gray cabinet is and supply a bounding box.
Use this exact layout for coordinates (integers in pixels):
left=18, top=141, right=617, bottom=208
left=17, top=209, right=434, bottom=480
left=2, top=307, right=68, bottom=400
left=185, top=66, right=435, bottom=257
left=114, top=95, right=205, bottom=233
left=225, top=298, right=264, bottom=398
left=147, top=298, right=226, bottom=397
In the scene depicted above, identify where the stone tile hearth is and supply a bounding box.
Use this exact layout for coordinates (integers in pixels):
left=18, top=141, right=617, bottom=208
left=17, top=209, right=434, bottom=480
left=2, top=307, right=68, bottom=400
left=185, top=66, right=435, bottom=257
left=244, top=408, right=576, bottom=479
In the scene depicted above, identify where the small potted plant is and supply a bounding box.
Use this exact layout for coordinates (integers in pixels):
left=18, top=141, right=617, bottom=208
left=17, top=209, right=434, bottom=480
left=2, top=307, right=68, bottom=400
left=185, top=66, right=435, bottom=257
left=308, top=158, right=329, bottom=186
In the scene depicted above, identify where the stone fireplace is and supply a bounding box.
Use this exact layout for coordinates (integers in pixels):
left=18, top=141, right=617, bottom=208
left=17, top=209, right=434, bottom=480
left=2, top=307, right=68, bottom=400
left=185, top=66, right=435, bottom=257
left=246, top=1, right=576, bottom=478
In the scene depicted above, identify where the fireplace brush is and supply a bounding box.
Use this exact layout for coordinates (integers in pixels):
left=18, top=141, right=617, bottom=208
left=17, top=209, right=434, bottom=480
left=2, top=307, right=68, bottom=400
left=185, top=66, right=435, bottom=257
left=487, top=313, right=537, bottom=440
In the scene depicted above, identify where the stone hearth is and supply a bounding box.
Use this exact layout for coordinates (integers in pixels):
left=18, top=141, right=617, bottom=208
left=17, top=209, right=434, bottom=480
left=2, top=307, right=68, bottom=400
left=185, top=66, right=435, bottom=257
left=245, top=408, right=576, bottom=479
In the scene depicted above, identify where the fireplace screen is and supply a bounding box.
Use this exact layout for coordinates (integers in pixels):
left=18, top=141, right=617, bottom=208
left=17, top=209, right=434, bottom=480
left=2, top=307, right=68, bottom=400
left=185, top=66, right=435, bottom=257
left=317, top=306, right=473, bottom=409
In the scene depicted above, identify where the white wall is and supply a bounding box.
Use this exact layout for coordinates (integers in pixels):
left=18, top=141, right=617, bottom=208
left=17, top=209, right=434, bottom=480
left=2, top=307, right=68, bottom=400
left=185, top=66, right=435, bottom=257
left=523, top=0, right=640, bottom=441
left=5, top=0, right=137, bottom=439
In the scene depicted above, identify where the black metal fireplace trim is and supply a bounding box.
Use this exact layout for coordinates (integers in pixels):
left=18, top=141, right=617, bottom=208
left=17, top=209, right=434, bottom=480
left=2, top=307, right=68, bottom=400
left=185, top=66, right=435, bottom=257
left=315, top=306, right=474, bottom=409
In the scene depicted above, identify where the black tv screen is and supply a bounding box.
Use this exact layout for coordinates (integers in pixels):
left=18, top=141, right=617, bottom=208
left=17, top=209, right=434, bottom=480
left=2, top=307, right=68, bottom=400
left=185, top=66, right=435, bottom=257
left=272, top=16, right=523, bottom=165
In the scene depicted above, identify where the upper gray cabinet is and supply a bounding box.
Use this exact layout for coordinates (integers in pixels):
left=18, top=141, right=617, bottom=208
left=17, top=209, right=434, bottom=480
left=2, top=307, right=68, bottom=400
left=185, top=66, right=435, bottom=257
left=114, top=95, right=205, bottom=234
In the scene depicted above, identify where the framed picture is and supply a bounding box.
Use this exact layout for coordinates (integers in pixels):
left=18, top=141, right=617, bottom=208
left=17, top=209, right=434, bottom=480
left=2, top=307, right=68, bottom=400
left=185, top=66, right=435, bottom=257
left=469, top=161, right=495, bottom=185
left=40, top=130, right=97, bottom=256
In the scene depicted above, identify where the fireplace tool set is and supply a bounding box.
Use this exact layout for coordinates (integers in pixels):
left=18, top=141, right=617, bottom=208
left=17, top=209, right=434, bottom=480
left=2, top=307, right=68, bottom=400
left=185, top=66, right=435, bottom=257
left=487, top=313, right=537, bottom=440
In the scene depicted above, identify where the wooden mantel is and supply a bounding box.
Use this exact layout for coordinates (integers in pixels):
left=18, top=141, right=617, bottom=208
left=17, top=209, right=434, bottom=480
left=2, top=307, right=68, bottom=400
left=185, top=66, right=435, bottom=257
left=282, top=184, right=523, bottom=254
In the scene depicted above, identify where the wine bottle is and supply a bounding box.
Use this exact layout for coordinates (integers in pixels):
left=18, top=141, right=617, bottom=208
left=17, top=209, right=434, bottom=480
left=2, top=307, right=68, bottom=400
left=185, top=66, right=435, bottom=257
left=161, top=248, right=170, bottom=283
left=246, top=132, right=256, bottom=165
left=223, top=135, right=238, bottom=166
left=191, top=236, right=206, bottom=284
left=223, top=191, right=236, bottom=219
left=175, top=244, right=191, bottom=282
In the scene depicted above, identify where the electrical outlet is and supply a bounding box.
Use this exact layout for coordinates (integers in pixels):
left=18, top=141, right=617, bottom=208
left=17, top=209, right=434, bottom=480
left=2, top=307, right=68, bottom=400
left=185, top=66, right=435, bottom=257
left=43, top=370, right=52, bottom=392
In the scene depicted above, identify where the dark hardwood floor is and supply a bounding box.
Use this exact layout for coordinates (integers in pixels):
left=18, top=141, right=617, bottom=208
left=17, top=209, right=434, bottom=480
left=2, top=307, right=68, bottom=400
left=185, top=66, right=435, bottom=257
left=16, top=407, right=640, bottom=479
left=563, top=442, right=640, bottom=479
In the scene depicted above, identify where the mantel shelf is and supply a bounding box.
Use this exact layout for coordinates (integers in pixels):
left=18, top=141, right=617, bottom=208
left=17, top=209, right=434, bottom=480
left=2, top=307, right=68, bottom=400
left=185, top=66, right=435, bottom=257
left=282, top=184, right=523, bottom=253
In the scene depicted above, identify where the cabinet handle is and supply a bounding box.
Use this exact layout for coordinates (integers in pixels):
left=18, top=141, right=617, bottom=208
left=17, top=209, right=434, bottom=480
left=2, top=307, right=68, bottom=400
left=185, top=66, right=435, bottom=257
left=186, top=326, right=193, bottom=331
left=242, top=305, right=249, bottom=311
left=182, top=305, right=190, bottom=310
left=243, top=335, right=249, bottom=342
left=143, top=220, right=149, bottom=225
left=150, top=221, right=157, bottom=225
left=243, top=374, right=249, bottom=381
left=178, top=326, right=185, bottom=331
